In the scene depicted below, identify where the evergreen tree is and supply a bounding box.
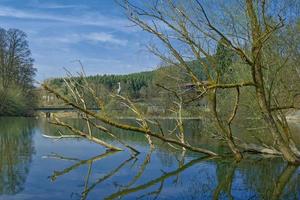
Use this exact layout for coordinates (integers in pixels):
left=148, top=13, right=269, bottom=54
left=215, top=38, right=234, bottom=79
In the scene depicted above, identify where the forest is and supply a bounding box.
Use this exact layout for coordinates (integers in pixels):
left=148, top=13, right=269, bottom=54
left=43, top=57, right=213, bottom=113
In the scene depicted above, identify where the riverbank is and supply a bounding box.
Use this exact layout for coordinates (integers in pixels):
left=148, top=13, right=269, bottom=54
left=35, top=110, right=212, bottom=120
left=36, top=110, right=300, bottom=122
left=286, top=110, right=300, bottom=121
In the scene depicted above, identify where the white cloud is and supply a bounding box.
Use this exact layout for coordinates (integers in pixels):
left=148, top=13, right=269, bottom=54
left=85, top=33, right=127, bottom=45
left=36, top=32, right=127, bottom=46
left=0, top=6, right=133, bottom=32
left=0, top=6, right=37, bottom=19
left=32, top=3, right=87, bottom=9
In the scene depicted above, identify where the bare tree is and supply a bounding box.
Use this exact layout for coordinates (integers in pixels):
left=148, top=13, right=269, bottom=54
left=43, top=0, right=300, bottom=164
left=110, top=0, right=300, bottom=163
left=0, top=28, right=36, bottom=115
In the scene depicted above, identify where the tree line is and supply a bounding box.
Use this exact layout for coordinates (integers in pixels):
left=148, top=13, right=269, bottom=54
left=45, top=58, right=210, bottom=107
left=49, top=71, right=155, bottom=99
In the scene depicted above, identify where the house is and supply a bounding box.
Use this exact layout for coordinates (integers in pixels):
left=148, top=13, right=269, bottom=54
left=180, top=82, right=210, bottom=110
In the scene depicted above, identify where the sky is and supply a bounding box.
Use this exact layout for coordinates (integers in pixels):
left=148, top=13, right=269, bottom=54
left=0, top=0, right=159, bottom=81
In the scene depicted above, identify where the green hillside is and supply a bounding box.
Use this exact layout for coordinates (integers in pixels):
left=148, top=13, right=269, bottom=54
left=46, top=60, right=208, bottom=100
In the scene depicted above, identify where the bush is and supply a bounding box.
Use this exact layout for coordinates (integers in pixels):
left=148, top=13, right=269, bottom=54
left=0, top=85, right=35, bottom=116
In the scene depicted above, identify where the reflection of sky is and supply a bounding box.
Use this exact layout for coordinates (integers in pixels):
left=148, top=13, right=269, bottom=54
left=1, top=129, right=218, bottom=200
left=0, top=0, right=159, bottom=81
left=0, top=118, right=299, bottom=199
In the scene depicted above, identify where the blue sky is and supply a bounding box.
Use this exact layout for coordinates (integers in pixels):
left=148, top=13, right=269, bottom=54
left=0, top=0, right=159, bottom=81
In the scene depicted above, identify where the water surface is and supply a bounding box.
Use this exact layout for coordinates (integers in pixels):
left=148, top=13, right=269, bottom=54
left=0, top=117, right=299, bottom=200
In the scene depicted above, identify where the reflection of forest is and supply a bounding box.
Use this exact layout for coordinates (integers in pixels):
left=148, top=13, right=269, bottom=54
left=39, top=118, right=300, bottom=156
left=38, top=118, right=222, bottom=153
left=236, top=159, right=299, bottom=200
left=0, top=118, right=35, bottom=194
left=183, top=158, right=299, bottom=200
left=45, top=150, right=299, bottom=200
left=39, top=118, right=299, bottom=199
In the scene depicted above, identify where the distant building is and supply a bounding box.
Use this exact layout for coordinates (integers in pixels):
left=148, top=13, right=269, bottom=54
left=34, top=87, right=59, bottom=106
left=147, top=106, right=165, bottom=114
left=180, top=82, right=210, bottom=110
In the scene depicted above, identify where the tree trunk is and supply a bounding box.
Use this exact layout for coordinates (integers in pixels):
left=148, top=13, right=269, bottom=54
left=255, top=77, right=299, bottom=163
left=210, top=91, right=243, bottom=161
left=246, top=0, right=300, bottom=164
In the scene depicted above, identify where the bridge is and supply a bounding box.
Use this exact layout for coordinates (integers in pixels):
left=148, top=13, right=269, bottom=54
left=35, top=107, right=101, bottom=112
left=35, top=107, right=101, bottom=118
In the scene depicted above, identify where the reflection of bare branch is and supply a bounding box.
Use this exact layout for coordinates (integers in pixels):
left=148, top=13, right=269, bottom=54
left=271, top=164, right=298, bottom=200
left=82, top=160, right=93, bottom=200
left=50, top=151, right=117, bottom=181
left=136, top=180, right=164, bottom=200
left=174, top=150, right=186, bottom=184
left=81, top=156, right=136, bottom=200
left=105, top=156, right=213, bottom=200
left=213, top=161, right=237, bottom=200
left=120, top=151, right=153, bottom=189
left=42, top=153, right=80, bottom=162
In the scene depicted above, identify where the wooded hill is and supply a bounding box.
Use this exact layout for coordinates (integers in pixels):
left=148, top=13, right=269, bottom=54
left=45, top=60, right=209, bottom=101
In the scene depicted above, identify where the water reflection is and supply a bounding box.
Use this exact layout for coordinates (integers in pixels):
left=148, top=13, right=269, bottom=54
left=49, top=151, right=118, bottom=182
left=0, top=118, right=299, bottom=199
left=0, top=118, right=35, bottom=195
left=105, top=155, right=212, bottom=200
left=199, top=160, right=299, bottom=199
left=81, top=155, right=135, bottom=200
left=213, top=159, right=237, bottom=200
left=39, top=118, right=299, bottom=199
left=44, top=151, right=299, bottom=200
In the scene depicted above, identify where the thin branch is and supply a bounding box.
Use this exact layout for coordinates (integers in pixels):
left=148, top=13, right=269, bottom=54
left=270, top=105, right=300, bottom=111
left=43, top=84, right=218, bottom=156
left=50, top=117, right=122, bottom=151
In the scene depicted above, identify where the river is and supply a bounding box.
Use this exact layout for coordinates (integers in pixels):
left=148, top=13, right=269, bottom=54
left=0, top=117, right=299, bottom=200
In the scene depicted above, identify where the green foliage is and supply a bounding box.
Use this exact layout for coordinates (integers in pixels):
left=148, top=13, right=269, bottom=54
left=0, top=27, right=36, bottom=116
left=47, top=58, right=209, bottom=101
left=0, top=85, right=36, bottom=116
left=49, top=71, right=155, bottom=99
left=44, top=59, right=210, bottom=116
left=215, top=38, right=235, bottom=81
left=0, top=117, right=35, bottom=194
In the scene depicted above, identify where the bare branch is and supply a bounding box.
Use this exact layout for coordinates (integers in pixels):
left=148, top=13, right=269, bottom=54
left=43, top=84, right=218, bottom=156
